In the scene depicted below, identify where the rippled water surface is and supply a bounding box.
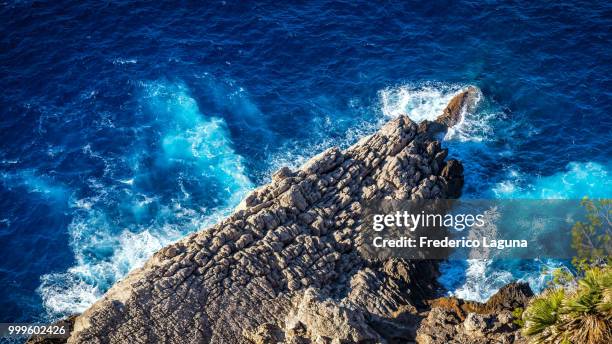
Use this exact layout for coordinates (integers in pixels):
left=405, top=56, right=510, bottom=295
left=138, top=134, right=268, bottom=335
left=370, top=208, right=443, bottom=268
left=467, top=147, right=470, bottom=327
left=1, top=1, right=610, bottom=323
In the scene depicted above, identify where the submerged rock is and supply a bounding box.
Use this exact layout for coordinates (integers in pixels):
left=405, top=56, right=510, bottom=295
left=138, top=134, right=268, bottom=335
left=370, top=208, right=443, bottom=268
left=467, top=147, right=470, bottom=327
left=59, top=113, right=463, bottom=344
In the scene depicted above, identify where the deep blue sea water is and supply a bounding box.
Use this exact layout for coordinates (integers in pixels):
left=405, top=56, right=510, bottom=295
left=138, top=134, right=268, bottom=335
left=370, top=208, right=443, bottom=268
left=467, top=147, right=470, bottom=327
left=1, top=1, right=611, bottom=325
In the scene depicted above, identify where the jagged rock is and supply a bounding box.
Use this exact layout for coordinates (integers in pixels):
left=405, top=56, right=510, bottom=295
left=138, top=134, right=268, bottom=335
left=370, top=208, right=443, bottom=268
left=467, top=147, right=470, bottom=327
left=435, top=86, right=480, bottom=128
left=57, top=113, right=463, bottom=344
left=463, top=313, right=489, bottom=337
left=26, top=315, right=77, bottom=344
left=440, top=160, right=464, bottom=198
left=484, top=281, right=534, bottom=313
left=416, top=282, right=533, bottom=344
left=243, top=323, right=285, bottom=344
left=282, top=288, right=382, bottom=343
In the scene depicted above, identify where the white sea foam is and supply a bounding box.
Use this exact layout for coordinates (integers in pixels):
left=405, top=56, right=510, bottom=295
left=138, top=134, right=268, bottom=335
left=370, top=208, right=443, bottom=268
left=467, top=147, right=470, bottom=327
left=379, top=82, right=492, bottom=142
left=38, top=225, right=186, bottom=314
left=38, top=81, right=253, bottom=318
left=39, top=273, right=100, bottom=315
left=112, top=58, right=137, bottom=65
left=441, top=258, right=566, bottom=302
left=493, top=161, right=611, bottom=199
left=453, top=260, right=511, bottom=302
left=379, top=83, right=464, bottom=122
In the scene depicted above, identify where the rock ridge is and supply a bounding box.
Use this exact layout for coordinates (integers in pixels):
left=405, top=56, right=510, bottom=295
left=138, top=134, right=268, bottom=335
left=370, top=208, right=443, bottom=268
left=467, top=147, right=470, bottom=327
left=64, top=112, right=462, bottom=344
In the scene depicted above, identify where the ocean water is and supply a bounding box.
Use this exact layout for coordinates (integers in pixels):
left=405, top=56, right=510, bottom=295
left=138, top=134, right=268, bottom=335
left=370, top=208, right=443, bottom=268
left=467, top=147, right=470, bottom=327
left=1, top=1, right=611, bottom=324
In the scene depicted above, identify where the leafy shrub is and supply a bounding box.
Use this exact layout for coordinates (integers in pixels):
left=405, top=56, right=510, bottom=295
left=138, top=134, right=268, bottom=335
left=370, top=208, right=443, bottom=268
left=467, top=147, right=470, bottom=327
left=522, top=266, right=611, bottom=344
left=512, top=307, right=525, bottom=327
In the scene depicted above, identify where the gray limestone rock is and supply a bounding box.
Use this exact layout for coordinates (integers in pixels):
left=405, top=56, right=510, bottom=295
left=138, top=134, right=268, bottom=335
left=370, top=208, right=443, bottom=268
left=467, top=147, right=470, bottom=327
left=63, top=114, right=463, bottom=344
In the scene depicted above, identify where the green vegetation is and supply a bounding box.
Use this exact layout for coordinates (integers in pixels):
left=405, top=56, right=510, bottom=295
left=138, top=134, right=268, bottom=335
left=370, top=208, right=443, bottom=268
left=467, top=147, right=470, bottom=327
left=522, top=266, right=611, bottom=344
left=512, top=307, right=525, bottom=327
left=520, top=198, right=611, bottom=344
left=571, top=198, right=611, bottom=272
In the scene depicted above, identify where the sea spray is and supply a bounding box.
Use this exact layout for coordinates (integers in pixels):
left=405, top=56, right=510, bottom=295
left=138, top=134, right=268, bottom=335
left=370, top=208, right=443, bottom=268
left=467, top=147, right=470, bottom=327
left=378, top=82, right=494, bottom=143
left=38, top=81, right=253, bottom=317
left=379, top=83, right=465, bottom=122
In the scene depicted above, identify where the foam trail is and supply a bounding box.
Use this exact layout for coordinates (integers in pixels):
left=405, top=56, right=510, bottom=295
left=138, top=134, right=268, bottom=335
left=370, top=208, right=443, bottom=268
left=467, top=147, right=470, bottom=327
left=38, top=81, right=253, bottom=317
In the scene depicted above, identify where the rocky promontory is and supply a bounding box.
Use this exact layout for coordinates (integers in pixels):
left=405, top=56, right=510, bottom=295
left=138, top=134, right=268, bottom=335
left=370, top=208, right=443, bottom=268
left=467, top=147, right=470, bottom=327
left=40, top=87, right=531, bottom=344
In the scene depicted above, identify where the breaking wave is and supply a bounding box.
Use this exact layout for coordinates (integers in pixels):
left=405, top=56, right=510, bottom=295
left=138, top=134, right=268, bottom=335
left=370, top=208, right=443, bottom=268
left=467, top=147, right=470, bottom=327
left=37, top=81, right=253, bottom=316
left=379, top=82, right=494, bottom=142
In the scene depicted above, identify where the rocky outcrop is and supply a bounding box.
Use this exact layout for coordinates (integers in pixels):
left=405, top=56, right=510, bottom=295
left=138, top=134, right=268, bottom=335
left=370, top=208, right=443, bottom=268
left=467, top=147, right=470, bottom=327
left=24, top=86, right=534, bottom=344
left=63, top=110, right=464, bottom=343
left=416, top=282, right=533, bottom=344
left=435, top=86, right=480, bottom=128
left=32, top=86, right=534, bottom=344
left=26, top=315, right=77, bottom=344
left=28, top=87, right=545, bottom=344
